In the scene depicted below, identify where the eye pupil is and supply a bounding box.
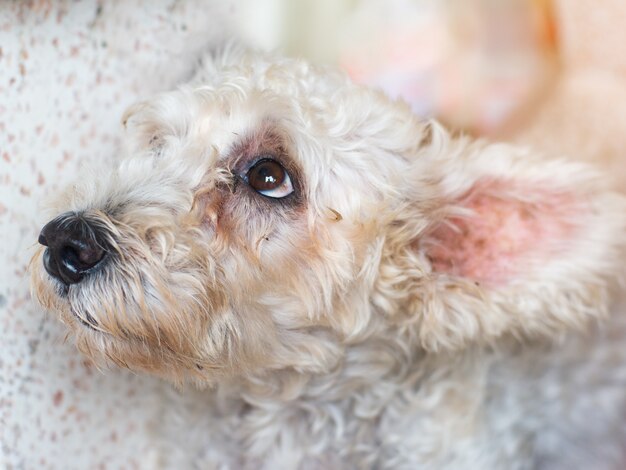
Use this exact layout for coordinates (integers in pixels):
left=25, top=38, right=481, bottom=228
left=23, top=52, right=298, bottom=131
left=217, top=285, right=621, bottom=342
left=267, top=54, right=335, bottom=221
left=243, top=157, right=295, bottom=199
left=248, top=160, right=285, bottom=191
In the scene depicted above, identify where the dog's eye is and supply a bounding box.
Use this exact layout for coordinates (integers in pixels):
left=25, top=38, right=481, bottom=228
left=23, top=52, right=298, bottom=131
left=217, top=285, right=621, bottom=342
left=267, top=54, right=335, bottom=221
left=245, top=158, right=294, bottom=198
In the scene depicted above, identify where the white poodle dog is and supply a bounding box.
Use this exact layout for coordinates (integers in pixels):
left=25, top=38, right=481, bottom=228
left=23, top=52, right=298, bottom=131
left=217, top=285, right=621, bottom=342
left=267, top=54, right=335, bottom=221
left=31, top=48, right=626, bottom=469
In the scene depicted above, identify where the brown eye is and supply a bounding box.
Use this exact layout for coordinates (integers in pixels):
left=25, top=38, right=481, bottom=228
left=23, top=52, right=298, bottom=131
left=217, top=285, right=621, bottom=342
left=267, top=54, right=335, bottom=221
left=245, top=159, right=294, bottom=198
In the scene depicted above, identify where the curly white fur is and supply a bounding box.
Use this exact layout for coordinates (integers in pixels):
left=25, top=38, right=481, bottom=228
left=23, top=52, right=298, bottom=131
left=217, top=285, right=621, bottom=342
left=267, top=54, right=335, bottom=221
left=31, top=47, right=626, bottom=469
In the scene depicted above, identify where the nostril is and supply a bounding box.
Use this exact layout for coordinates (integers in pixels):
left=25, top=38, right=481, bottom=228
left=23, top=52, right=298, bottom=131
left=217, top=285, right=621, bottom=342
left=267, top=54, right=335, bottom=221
left=61, top=241, right=105, bottom=270
left=52, top=240, right=106, bottom=285
left=58, top=246, right=82, bottom=281
left=60, top=245, right=81, bottom=269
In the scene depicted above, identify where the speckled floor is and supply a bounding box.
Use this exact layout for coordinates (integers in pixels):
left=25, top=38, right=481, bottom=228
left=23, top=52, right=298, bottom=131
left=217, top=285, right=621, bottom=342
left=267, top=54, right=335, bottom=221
left=0, top=2, right=235, bottom=468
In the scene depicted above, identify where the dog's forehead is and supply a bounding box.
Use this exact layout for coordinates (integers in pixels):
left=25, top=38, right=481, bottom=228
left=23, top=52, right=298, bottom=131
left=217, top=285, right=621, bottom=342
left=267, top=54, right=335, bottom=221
left=173, top=55, right=348, bottom=166
left=147, top=93, right=318, bottom=178
left=194, top=104, right=285, bottom=160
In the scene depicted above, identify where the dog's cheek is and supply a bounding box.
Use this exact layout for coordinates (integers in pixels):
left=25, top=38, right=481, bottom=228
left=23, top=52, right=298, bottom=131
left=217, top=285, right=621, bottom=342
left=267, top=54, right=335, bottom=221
left=204, top=184, right=307, bottom=270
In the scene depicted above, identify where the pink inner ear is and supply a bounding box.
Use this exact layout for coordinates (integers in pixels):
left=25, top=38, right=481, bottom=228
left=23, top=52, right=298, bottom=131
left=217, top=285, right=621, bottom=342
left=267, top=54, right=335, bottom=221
left=427, top=181, right=581, bottom=286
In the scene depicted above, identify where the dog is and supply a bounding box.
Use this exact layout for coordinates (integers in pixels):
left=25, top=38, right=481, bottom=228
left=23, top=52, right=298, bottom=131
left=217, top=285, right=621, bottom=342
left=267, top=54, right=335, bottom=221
left=31, top=47, right=626, bottom=469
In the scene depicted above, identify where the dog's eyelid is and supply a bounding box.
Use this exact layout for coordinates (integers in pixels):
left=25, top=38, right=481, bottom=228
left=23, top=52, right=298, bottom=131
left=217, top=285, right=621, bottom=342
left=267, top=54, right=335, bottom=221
left=239, top=153, right=281, bottom=174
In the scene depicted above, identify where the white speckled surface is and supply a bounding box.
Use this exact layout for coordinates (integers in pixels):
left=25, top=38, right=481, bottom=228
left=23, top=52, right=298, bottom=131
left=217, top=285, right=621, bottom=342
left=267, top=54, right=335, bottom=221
left=0, top=2, right=235, bottom=468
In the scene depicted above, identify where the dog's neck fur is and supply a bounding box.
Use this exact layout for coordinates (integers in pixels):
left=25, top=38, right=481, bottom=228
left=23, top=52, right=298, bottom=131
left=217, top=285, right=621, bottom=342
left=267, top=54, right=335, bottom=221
left=168, top=325, right=497, bottom=469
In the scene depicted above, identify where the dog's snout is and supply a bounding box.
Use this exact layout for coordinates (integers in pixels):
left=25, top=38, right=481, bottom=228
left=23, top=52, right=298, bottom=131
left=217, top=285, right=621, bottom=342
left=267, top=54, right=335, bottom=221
left=39, top=214, right=108, bottom=285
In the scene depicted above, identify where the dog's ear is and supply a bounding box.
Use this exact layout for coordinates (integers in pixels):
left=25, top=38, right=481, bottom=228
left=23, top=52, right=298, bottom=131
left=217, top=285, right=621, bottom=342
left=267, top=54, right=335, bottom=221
left=121, top=100, right=159, bottom=155
left=189, top=42, right=252, bottom=85
left=120, top=90, right=197, bottom=158
left=119, top=44, right=260, bottom=157
left=378, top=126, right=626, bottom=351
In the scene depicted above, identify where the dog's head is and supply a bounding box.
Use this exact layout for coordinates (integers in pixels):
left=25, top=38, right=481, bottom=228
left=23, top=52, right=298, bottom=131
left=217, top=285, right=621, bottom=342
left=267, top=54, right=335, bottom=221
left=31, top=49, right=625, bottom=384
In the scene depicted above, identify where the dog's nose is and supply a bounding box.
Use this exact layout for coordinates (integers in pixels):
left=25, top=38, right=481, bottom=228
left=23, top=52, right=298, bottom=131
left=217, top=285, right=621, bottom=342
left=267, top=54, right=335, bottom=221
left=38, top=214, right=108, bottom=285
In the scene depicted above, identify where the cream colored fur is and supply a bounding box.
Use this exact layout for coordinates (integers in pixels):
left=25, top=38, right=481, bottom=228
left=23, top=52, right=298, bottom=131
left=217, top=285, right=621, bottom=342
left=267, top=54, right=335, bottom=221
left=31, top=48, right=626, bottom=469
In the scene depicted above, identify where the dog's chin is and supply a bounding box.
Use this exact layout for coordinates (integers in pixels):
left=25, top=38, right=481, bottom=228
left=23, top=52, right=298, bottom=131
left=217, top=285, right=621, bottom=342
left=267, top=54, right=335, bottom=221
left=32, top=256, right=228, bottom=383
left=65, top=319, right=208, bottom=381
left=33, top=261, right=134, bottom=337
left=31, top=268, right=97, bottom=331
left=63, top=303, right=226, bottom=383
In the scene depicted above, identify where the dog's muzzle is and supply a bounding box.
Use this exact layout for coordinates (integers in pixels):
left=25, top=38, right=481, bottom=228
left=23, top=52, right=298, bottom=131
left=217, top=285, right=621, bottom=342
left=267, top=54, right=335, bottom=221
left=38, top=213, right=109, bottom=285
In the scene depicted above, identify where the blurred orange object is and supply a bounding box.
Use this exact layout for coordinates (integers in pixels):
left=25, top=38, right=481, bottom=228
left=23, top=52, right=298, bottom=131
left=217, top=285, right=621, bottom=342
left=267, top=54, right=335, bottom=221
left=277, top=0, right=556, bottom=135
left=507, top=0, right=626, bottom=191
left=330, top=0, right=558, bottom=136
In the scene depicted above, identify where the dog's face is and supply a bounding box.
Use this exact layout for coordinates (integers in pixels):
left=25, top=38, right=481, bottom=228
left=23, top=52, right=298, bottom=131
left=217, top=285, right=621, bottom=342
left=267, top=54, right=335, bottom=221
left=31, top=50, right=625, bottom=384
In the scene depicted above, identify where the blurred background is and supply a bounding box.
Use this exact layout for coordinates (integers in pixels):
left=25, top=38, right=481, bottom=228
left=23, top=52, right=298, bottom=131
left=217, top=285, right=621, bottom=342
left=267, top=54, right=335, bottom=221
left=1, top=0, right=625, bottom=468
left=249, top=0, right=558, bottom=136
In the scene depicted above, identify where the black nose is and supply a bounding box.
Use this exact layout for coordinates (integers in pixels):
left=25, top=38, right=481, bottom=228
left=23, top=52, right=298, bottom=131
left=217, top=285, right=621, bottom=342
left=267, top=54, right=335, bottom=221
left=38, top=214, right=108, bottom=285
